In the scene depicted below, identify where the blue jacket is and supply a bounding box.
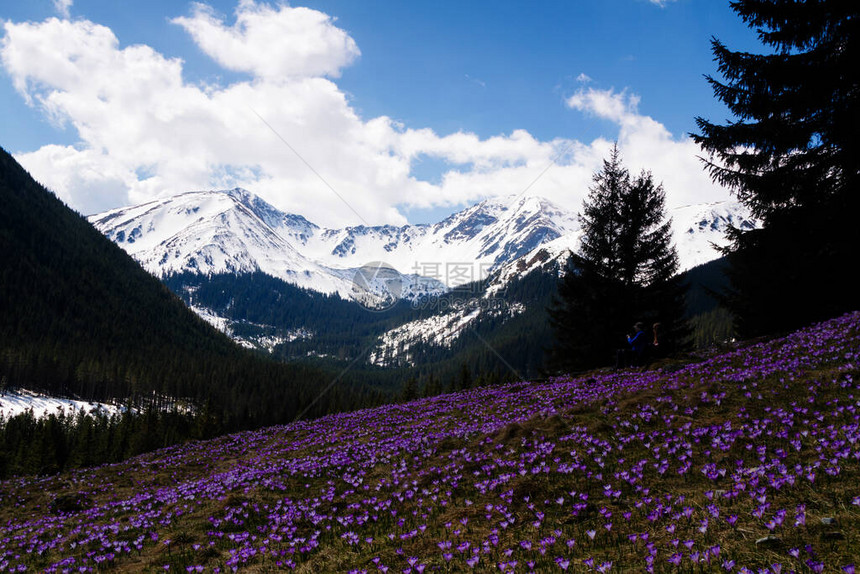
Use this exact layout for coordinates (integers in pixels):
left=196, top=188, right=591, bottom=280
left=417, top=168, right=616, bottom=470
left=628, top=330, right=647, bottom=353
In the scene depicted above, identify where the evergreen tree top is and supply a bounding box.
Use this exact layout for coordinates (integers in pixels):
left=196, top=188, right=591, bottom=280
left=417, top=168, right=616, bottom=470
left=693, top=0, right=859, bottom=223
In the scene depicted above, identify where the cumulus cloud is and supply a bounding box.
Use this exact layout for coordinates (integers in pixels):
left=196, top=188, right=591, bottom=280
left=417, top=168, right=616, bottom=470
left=171, top=1, right=359, bottom=79
left=566, top=86, right=723, bottom=208
left=0, top=2, right=727, bottom=226
left=567, top=87, right=641, bottom=124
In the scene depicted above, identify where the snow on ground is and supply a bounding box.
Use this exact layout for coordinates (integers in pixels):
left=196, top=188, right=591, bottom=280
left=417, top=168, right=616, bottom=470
left=190, top=305, right=230, bottom=332
left=189, top=304, right=313, bottom=351
left=369, top=301, right=526, bottom=367
left=0, top=388, right=123, bottom=420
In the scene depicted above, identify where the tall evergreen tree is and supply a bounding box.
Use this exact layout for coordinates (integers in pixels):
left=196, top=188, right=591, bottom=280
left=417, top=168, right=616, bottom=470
left=547, top=145, right=686, bottom=372
left=693, top=0, right=860, bottom=336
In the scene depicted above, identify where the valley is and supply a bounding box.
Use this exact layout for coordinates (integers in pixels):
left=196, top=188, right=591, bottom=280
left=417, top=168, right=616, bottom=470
left=91, top=189, right=754, bottom=369
left=2, top=2, right=856, bottom=572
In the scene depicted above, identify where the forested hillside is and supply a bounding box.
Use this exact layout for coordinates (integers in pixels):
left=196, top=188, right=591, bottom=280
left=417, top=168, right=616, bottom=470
left=0, top=146, right=389, bottom=429
left=167, top=264, right=560, bottom=383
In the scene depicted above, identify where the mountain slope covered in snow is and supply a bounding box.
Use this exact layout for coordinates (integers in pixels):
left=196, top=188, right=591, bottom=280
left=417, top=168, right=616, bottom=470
left=90, top=189, right=753, bottom=298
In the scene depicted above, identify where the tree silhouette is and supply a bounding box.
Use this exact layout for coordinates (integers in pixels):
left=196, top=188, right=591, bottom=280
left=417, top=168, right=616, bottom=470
left=693, top=0, right=860, bottom=336
left=548, top=145, right=685, bottom=372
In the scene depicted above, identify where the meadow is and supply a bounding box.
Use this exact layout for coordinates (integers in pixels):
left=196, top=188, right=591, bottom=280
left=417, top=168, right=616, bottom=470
left=1, top=312, right=858, bottom=573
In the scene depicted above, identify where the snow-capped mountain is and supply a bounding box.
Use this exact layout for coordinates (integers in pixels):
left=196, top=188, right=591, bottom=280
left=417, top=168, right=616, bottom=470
left=89, top=189, right=584, bottom=298
left=365, top=200, right=757, bottom=364
left=89, top=188, right=755, bottom=361
left=670, top=201, right=756, bottom=270
left=293, top=192, right=581, bottom=288
left=90, top=188, right=752, bottom=300
left=91, top=188, right=339, bottom=288
left=89, top=189, right=447, bottom=304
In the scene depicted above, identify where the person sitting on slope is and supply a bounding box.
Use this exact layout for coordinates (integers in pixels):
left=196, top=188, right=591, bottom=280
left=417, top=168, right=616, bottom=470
left=627, top=322, right=648, bottom=367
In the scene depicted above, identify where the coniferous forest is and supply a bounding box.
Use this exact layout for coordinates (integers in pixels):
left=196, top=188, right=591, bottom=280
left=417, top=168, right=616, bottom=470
left=0, top=146, right=393, bottom=476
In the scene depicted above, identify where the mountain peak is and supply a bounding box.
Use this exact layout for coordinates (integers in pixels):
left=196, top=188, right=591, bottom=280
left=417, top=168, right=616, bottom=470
left=89, top=188, right=751, bottom=294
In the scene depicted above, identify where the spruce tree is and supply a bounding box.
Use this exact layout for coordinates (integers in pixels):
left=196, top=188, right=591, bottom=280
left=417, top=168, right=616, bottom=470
left=547, top=145, right=685, bottom=372
left=693, top=0, right=860, bottom=336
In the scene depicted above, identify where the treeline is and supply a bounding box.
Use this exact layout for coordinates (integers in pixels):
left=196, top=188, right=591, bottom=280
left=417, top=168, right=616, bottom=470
left=0, top=407, right=211, bottom=478
left=0, top=344, right=389, bottom=427
left=0, top=364, right=392, bottom=480
left=0, top=358, right=517, bottom=480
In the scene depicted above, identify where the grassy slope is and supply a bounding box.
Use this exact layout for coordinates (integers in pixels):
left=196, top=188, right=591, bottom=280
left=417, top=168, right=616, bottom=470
left=1, top=313, right=859, bottom=573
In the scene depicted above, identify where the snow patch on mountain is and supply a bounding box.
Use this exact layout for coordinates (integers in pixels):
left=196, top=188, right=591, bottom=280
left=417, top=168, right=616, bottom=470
left=369, top=301, right=526, bottom=367
left=188, top=303, right=312, bottom=351
left=0, top=389, right=123, bottom=420
left=190, top=304, right=230, bottom=333
left=671, top=201, right=756, bottom=270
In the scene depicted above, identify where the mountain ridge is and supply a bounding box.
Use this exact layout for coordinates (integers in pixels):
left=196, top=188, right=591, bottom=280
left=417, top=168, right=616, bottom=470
left=89, top=188, right=755, bottom=300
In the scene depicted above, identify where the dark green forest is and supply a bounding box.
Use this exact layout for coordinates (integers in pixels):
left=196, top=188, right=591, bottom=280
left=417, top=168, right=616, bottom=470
left=0, top=146, right=395, bottom=476
left=166, top=257, right=562, bottom=382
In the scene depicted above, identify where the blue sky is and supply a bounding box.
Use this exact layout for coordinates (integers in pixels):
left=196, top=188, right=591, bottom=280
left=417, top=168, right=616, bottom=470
left=0, top=0, right=760, bottom=225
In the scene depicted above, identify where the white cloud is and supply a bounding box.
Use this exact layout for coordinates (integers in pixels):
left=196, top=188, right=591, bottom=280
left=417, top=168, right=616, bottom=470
left=171, top=1, right=359, bottom=79
left=567, top=87, right=641, bottom=124
left=16, top=144, right=131, bottom=214
left=1, top=2, right=727, bottom=227
left=52, top=0, right=72, bottom=19
left=566, top=86, right=722, bottom=208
